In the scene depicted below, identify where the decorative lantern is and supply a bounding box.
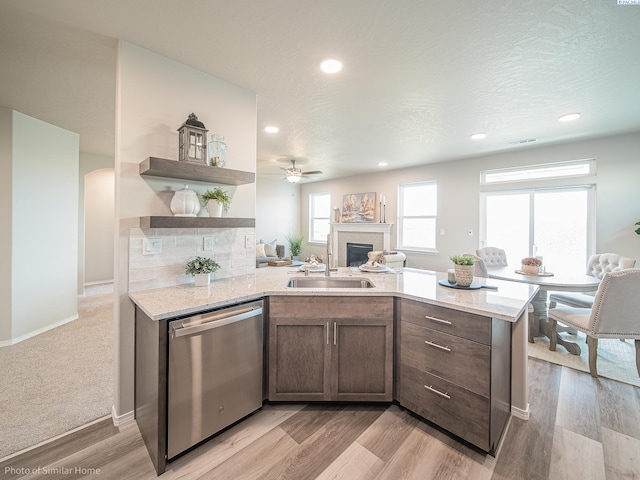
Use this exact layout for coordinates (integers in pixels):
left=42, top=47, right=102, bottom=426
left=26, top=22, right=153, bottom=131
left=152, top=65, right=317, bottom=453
left=177, top=113, right=208, bottom=163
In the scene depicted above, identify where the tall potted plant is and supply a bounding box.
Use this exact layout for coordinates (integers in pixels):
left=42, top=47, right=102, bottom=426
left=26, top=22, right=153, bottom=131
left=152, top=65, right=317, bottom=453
left=201, top=187, right=231, bottom=217
left=286, top=233, right=303, bottom=261
left=449, top=254, right=476, bottom=287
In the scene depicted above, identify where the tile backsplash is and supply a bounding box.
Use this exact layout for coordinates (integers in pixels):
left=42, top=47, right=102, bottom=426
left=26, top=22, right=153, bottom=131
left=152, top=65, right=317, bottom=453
left=129, top=227, right=256, bottom=292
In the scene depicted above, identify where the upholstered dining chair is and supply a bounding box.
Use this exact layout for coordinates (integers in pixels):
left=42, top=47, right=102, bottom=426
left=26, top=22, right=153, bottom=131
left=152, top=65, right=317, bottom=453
left=476, top=247, right=508, bottom=269
left=464, top=253, right=489, bottom=278
left=549, top=253, right=636, bottom=309
left=548, top=268, right=640, bottom=378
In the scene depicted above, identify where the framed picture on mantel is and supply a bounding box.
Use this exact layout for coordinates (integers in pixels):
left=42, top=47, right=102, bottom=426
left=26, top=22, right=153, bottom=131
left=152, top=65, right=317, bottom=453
left=341, top=192, right=376, bottom=223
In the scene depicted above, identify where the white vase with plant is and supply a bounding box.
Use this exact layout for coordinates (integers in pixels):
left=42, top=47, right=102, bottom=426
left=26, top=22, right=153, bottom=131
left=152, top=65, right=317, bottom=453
left=521, top=257, right=542, bottom=275
left=449, top=254, right=476, bottom=287
left=185, top=256, right=220, bottom=286
left=201, top=187, right=231, bottom=218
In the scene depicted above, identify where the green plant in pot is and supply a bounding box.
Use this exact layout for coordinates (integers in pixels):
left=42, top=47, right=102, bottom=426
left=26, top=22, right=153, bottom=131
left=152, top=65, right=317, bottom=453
left=449, top=254, right=476, bottom=287
left=185, top=256, right=220, bottom=286
left=635, top=221, right=640, bottom=236
left=286, top=233, right=303, bottom=260
left=201, top=187, right=231, bottom=217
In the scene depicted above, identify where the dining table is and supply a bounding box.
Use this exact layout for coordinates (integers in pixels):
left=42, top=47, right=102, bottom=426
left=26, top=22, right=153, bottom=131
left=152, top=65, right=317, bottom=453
left=487, top=266, right=601, bottom=354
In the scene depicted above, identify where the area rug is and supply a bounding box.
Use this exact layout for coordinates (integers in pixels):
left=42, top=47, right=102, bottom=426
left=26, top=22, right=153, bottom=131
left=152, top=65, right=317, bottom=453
left=528, top=332, right=640, bottom=388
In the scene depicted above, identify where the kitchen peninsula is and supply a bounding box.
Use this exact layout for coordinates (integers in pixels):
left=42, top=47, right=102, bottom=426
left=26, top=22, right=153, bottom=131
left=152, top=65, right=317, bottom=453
left=130, top=267, right=537, bottom=475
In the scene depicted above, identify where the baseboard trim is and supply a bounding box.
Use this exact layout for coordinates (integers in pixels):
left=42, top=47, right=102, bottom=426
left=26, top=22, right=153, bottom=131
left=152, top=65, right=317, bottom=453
left=0, top=314, right=79, bottom=347
left=511, top=403, right=530, bottom=420
left=111, top=405, right=135, bottom=426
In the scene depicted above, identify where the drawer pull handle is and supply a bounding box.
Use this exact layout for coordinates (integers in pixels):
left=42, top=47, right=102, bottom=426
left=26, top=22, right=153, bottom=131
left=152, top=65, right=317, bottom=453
left=424, top=340, right=451, bottom=352
left=425, top=315, right=451, bottom=325
left=424, top=385, right=451, bottom=399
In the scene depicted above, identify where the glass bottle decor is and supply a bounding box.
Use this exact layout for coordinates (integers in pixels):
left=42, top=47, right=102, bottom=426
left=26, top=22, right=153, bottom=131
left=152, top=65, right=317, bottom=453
left=208, top=133, right=227, bottom=167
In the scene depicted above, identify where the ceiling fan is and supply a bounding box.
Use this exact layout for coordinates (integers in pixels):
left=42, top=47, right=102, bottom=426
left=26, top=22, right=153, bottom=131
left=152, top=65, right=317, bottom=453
left=281, top=159, right=323, bottom=183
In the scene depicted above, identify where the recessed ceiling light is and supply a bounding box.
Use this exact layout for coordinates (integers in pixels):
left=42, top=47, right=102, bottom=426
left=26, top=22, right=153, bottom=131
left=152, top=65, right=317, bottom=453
left=320, top=58, right=342, bottom=74
left=378, top=162, right=388, bottom=167
left=559, top=113, right=580, bottom=122
left=470, top=132, right=487, bottom=140
left=264, top=126, right=279, bottom=133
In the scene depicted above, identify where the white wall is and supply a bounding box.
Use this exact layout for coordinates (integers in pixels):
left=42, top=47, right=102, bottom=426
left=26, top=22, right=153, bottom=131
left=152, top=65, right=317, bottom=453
left=10, top=110, right=79, bottom=340
left=114, top=41, right=257, bottom=418
left=78, top=152, right=114, bottom=294
left=84, top=167, right=115, bottom=285
left=301, top=132, right=640, bottom=272
left=256, top=175, right=300, bottom=254
left=0, top=108, right=12, bottom=342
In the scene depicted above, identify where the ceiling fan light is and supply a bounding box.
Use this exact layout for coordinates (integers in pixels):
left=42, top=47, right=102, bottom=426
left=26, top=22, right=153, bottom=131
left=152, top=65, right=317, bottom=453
left=286, top=174, right=302, bottom=183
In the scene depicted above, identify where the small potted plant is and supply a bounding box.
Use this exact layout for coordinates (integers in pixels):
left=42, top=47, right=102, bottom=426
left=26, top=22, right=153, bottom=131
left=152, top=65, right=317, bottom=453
left=635, top=221, right=640, bottom=236
left=185, top=256, right=220, bottom=286
left=201, top=187, right=231, bottom=217
left=286, top=233, right=303, bottom=260
left=449, top=254, right=476, bottom=287
left=521, top=257, right=542, bottom=275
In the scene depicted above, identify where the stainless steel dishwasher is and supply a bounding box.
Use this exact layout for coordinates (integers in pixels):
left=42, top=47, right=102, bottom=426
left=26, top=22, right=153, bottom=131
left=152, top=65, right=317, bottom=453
left=167, top=300, right=263, bottom=459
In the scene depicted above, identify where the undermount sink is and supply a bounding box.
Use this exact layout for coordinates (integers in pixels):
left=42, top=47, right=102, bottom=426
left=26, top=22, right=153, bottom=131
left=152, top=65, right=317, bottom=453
left=286, top=277, right=376, bottom=289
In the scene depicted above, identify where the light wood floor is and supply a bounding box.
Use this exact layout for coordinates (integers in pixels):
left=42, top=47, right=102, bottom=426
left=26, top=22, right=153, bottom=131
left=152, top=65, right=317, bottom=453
left=2, top=358, right=639, bottom=480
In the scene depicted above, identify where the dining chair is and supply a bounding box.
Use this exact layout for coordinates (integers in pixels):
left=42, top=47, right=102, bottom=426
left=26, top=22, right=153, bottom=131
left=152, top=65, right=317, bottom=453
left=464, top=253, right=488, bottom=278
left=548, top=268, right=640, bottom=378
left=549, top=253, right=636, bottom=309
left=475, top=247, right=508, bottom=268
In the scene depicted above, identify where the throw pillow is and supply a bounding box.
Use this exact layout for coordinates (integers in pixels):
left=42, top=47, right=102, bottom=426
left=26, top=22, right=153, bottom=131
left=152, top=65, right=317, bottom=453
left=264, top=239, right=278, bottom=257
left=255, top=243, right=266, bottom=258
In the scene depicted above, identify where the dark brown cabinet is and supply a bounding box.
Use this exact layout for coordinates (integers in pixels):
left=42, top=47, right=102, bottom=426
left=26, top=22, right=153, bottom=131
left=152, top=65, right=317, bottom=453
left=268, top=296, right=393, bottom=402
left=398, top=299, right=511, bottom=454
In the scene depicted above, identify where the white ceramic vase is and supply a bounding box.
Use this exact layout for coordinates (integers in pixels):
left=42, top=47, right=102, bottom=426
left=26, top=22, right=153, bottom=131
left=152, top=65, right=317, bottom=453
left=194, top=273, right=211, bottom=286
left=170, top=185, right=201, bottom=217
left=207, top=199, right=224, bottom=217
left=454, top=264, right=474, bottom=287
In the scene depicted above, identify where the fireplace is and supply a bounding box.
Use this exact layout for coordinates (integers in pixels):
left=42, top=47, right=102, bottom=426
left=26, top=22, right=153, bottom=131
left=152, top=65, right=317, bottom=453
left=346, top=242, right=373, bottom=267
left=330, top=223, right=393, bottom=267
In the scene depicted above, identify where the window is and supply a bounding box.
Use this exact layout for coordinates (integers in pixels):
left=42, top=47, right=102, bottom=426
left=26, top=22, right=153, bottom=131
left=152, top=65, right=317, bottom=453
left=480, top=160, right=596, bottom=271
left=480, top=186, right=595, bottom=272
left=481, top=159, right=595, bottom=185
left=398, top=181, right=437, bottom=251
left=309, top=192, right=331, bottom=243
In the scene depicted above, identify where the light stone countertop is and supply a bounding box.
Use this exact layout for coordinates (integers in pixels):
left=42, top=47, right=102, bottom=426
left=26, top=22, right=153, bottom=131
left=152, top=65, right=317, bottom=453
left=129, top=267, right=539, bottom=322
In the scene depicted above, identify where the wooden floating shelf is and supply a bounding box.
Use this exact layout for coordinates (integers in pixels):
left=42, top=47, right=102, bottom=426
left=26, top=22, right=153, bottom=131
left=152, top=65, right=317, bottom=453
left=139, top=216, right=255, bottom=229
left=139, top=157, right=255, bottom=185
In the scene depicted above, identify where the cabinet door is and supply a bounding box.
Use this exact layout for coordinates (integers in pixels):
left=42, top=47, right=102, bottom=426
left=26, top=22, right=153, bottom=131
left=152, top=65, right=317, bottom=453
left=269, top=317, right=331, bottom=401
left=331, top=316, right=393, bottom=401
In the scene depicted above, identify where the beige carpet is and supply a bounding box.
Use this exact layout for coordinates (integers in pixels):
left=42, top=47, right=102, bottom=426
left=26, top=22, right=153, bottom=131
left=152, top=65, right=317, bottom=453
left=529, top=332, right=640, bottom=387
left=0, top=288, right=114, bottom=459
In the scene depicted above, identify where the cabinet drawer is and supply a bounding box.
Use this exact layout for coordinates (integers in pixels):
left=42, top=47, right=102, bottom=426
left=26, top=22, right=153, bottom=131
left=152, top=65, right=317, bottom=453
left=270, top=296, right=392, bottom=319
left=401, top=299, right=491, bottom=345
left=401, top=321, right=490, bottom=396
left=399, top=363, right=490, bottom=451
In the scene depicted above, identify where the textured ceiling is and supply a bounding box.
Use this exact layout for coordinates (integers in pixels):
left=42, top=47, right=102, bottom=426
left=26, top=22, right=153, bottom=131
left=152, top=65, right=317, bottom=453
left=1, top=0, right=639, bottom=181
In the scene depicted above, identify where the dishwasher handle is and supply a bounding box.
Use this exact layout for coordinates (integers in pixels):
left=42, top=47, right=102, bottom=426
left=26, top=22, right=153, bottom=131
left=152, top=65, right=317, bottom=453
left=171, top=306, right=262, bottom=338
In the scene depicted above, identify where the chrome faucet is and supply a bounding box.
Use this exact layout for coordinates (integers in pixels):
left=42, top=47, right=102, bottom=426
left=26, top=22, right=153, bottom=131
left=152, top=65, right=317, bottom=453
left=325, top=233, right=332, bottom=276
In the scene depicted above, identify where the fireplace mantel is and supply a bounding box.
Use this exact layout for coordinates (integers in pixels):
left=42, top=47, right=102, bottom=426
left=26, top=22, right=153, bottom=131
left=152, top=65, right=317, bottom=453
left=330, top=223, right=394, bottom=267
